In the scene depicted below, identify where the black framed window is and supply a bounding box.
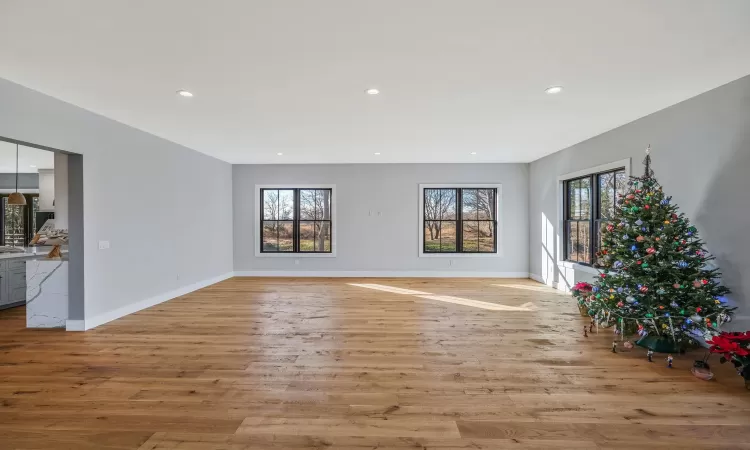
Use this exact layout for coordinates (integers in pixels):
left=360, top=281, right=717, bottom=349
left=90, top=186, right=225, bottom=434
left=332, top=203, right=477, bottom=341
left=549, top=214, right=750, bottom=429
left=564, top=168, right=626, bottom=265
left=261, top=188, right=332, bottom=253
left=423, top=187, right=497, bottom=253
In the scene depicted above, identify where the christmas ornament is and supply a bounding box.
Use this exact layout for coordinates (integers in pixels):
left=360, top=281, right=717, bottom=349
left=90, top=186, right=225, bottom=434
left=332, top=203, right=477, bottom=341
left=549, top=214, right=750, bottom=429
left=639, top=286, right=648, bottom=293
left=636, top=236, right=645, bottom=242
left=646, top=247, right=656, bottom=254
left=626, top=296, right=636, bottom=303
left=635, top=219, right=643, bottom=226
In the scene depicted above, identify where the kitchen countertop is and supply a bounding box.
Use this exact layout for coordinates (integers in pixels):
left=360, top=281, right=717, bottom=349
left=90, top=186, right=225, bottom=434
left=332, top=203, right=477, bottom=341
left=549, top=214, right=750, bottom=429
left=0, top=247, right=68, bottom=261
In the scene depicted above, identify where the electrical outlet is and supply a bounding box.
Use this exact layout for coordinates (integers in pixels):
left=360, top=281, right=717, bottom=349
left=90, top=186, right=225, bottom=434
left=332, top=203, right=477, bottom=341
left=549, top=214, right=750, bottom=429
left=98, top=240, right=110, bottom=250
left=449, top=259, right=454, bottom=266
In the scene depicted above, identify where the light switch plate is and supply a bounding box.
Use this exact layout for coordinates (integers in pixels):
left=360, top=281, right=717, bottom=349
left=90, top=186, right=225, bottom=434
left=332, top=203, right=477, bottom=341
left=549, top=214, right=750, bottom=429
left=98, top=240, right=110, bottom=250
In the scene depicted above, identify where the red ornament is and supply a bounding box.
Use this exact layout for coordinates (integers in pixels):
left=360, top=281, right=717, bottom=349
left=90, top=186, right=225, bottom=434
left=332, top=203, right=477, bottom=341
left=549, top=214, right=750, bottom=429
left=600, top=273, right=607, bottom=278
left=644, top=205, right=650, bottom=210
left=701, top=279, right=709, bottom=285
left=636, top=189, right=642, bottom=193
left=637, top=260, right=643, bottom=265
left=655, top=237, right=661, bottom=242
left=627, top=194, right=635, bottom=200
left=658, top=305, right=664, bottom=310
left=606, top=224, right=614, bottom=232
left=646, top=247, right=656, bottom=254
left=636, top=236, right=645, bottom=243
left=696, top=307, right=702, bottom=313
left=617, top=302, right=624, bottom=307
left=639, top=286, right=648, bottom=293
left=673, top=283, right=680, bottom=289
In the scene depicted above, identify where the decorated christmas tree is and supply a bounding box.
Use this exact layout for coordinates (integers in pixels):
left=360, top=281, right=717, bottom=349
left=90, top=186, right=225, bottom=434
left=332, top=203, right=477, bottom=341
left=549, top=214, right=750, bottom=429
left=584, top=147, right=733, bottom=351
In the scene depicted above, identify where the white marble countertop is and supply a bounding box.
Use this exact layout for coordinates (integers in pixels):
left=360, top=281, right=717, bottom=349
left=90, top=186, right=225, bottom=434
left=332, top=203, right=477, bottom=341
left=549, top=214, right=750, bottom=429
left=0, top=247, right=68, bottom=261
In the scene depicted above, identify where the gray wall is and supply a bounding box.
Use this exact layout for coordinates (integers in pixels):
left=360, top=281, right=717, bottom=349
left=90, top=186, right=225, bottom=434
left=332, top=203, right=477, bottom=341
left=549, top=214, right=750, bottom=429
left=0, top=172, right=38, bottom=190
left=234, top=163, right=529, bottom=275
left=529, top=74, right=750, bottom=328
left=0, top=77, right=234, bottom=321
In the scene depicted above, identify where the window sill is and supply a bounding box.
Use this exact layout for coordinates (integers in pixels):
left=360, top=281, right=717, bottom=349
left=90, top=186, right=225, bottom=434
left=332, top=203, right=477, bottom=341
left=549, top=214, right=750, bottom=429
left=255, top=252, right=337, bottom=258
left=558, top=260, right=600, bottom=275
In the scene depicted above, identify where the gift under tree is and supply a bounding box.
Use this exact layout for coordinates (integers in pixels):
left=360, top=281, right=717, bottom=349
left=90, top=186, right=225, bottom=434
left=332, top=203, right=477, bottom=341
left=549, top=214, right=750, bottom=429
left=584, top=147, right=733, bottom=351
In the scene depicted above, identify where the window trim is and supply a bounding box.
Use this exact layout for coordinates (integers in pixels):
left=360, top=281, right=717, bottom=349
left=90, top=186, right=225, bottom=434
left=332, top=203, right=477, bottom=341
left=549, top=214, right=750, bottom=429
left=254, top=184, right=337, bottom=258
left=418, top=183, right=502, bottom=258
left=556, top=159, right=631, bottom=272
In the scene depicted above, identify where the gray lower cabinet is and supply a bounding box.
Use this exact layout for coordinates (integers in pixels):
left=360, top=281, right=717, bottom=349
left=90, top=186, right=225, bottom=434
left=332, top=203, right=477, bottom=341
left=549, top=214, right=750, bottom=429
left=0, top=259, right=27, bottom=310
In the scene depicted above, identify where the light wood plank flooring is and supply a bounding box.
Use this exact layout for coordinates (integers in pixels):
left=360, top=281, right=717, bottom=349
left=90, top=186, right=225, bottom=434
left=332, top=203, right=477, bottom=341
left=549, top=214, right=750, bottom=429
left=1, top=277, right=749, bottom=449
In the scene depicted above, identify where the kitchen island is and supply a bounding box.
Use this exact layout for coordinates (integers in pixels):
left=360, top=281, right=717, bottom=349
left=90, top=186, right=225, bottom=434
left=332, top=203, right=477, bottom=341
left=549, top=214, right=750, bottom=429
left=0, top=248, right=68, bottom=328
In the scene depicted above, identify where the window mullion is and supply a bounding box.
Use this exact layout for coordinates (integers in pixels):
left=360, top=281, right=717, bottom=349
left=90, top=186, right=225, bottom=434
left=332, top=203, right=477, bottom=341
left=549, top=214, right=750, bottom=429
left=457, top=189, right=463, bottom=253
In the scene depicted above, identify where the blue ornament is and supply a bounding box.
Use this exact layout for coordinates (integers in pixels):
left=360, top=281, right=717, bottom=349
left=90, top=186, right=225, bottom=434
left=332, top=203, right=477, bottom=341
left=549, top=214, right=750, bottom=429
left=617, top=287, right=624, bottom=293
left=592, top=286, right=599, bottom=293
left=660, top=198, right=670, bottom=205
left=665, top=313, right=670, bottom=317
left=670, top=301, right=679, bottom=308
left=686, top=318, right=692, bottom=324
left=637, top=284, right=642, bottom=289
left=635, top=219, right=643, bottom=226
left=687, top=231, right=693, bottom=236
left=633, top=301, right=639, bottom=305
left=677, top=261, right=688, bottom=268
left=622, top=234, right=629, bottom=240
left=613, top=261, right=623, bottom=269
left=641, top=227, right=647, bottom=232
left=631, top=245, right=637, bottom=251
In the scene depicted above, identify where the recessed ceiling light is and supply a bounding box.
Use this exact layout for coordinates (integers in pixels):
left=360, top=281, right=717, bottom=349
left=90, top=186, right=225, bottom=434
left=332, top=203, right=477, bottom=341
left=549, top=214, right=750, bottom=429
left=365, top=88, right=380, bottom=95
left=545, top=86, right=563, bottom=94
left=177, top=90, right=194, bottom=97
left=277, top=152, right=283, bottom=156
left=29, top=165, right=37, bottom=168
left=470, top=152, right=477, bottom=155
left=374, top=152, right=381, bottom=155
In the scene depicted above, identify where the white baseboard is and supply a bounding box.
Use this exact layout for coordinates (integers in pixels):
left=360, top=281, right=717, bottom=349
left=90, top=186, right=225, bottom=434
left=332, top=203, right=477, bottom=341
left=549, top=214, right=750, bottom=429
left=234, top=270, right=529, bottom=278
left=65, top=320, right=85, bottom=331
left=67, top=272, right=234, bottom=331
left=529, top=273, right=545, bottom=284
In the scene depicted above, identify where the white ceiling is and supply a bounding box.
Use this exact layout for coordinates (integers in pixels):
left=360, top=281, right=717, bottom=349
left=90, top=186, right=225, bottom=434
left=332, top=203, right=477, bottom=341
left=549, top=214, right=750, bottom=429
left=0, top=141, right=54, bottom=173
left=1, top=0, right=749, bottom=164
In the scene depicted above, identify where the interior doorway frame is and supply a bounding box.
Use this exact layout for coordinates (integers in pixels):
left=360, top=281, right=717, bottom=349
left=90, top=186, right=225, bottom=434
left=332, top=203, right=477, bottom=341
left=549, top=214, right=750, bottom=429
left=0, top=135, right=84, bottom=326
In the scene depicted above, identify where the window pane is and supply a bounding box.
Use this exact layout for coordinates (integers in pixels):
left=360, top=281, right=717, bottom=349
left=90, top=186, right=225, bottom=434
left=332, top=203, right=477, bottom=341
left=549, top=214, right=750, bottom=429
left=279, top=190, right=294, bottom=220
left=316, top=190, right=331, bottom=220
left=462, top=189, right=478, bottom=220
left=262, top=221, right=278, bottom=251
left=299, top=221, right=315, bottom=251
left=478, top=221, right=494, bottom=252
left=462, top=221, right=479, bottom=252
left=300, top=190, right=315, bottom=220
left=477, top=189, right=494, bottom=220
left=315, top=221, right=332, bottom=252
left=278, top=221, right=294, bottom=252
left=615, top=171, right=628, bottom=202
left=598, top=172, right=615, bottom=219
left=424, top=189, right=440, bottom=220
left=568, top=180, right=582, bottom=219
left=440, top=221, right=457, bottom=252
left=439, top=189, right=456, bottom=220
left=580, top=220, right=591, bottom=264
left=424, top=222, right=440, bottom=252
left=579, top=178, right=591, bottom=219
left=263, top=190, right=279, bottom=220
left=567, top=221, right=578, bottom=261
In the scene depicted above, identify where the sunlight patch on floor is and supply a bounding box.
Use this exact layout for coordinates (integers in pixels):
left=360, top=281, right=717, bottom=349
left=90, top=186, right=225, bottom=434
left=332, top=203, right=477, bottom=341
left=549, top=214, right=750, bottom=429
left=492, top=283, right=564, bottom=294
left=348, top=283, right=536, bottom=312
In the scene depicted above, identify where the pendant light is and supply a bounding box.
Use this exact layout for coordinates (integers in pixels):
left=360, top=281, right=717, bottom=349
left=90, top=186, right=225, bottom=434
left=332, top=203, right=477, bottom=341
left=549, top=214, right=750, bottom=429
left=8, top=144, right=27, bottom=206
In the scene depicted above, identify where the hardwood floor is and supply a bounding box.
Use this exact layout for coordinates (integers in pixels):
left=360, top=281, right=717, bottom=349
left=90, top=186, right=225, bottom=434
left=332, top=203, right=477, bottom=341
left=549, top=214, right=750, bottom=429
left=1, top=277, right=749, bottom=449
